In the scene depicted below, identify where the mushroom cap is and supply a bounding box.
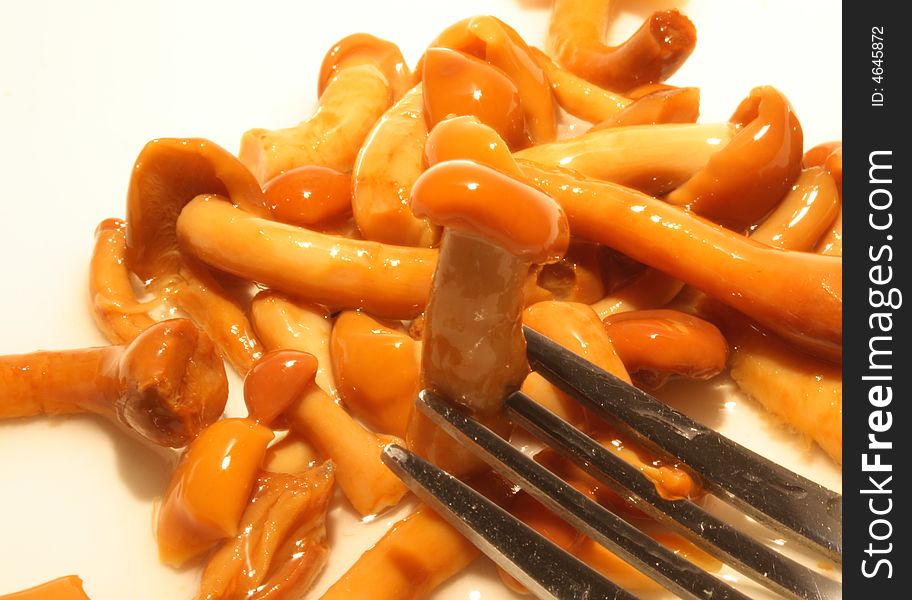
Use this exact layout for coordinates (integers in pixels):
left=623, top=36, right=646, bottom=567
left=116, top=318, right=228, bottom=447
left=126, top=138, right=269, bottom=284
left=244, top=349, right=317, bottom=427
left=318, top=33, right=413, bottom=100
left=410, top=160, right=569, bottom=264
left=422, top=47, right=525, bottom=149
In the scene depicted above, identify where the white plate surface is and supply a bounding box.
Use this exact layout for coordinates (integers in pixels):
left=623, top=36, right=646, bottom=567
left=0, top=1, right=841, bottom=598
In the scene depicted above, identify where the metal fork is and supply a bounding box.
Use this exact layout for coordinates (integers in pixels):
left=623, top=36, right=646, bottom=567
left=381, top=326, right=842, bottom=600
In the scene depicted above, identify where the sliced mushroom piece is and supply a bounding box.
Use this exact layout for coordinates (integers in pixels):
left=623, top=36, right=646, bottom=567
left=0, top=318, right=226, bottom=447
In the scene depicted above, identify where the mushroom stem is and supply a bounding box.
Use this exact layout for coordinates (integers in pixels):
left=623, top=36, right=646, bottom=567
left=0, top=318, right=227, bottom=447
left=352, top=84, right=438, bottom=247
left=320, top=504, right=479, bottom=600
left=240, top=64, right=391, bottom=183
left=514, top=122, right=733, bottom=197
left=89, top=218, right=156, bottom=345
left=520, top=161, right=842, bottom=361
left=528, top=46, right=632, bottom=124
left=751, top=167, right=840, bottom=251
left=176, top=195, right=437, bottom=319
left=284, top=383, right=408, bottom=517
left=421, top=230, right=529, bottom=414
left=250, top=290, right=338, bottom=399
left=591, top=268, right=684, bottom=320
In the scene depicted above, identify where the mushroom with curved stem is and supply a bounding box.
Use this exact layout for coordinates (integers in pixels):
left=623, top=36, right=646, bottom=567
left=666, top=86, right=804, bottom=230
left=514, top=121, right=733, bottom=197
left=547, top=0, right=697, bottom=92
left=351, top=84, right=439, bottom=247
left=330, top=310, right=420, bottom=439
left=126, top=137, right=269, bottom=374
left=0, top=318, right=227, bottom=448
left=425, top=15, right=558, bottom=143
left=750, top=167, right=841, bottom=251
left=241, top=33, right=411, bottom=183
left=601, top=309, right=729, bottom=390
left=250, top=290, right=338, bottom=399
left=195, top=463, right=336, bottom=600
left=520, top=160, right=842, bottom=362
left=89, top=217, right=156, bottom=345
left=176, top=194, right=437, bottom=320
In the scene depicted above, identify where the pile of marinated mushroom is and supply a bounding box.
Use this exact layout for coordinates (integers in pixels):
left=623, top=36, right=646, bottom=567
left=0, top=1, right=841, bottom=598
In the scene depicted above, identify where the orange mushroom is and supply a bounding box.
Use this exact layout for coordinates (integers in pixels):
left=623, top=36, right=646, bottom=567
left=548, top=0, right=696, bottom=92
left=0, top=318, right=226, bottom=447
left=125, top=138, right=268, bottom=373
left=602, top=309, right=729, bottom=390
left=521, top=161, right=841, bottom=362
left=666, top=86, right=804, bottom=230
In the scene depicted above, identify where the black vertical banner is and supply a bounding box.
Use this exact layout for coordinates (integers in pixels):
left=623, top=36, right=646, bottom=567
left=843, top=3, right=909, bottom=596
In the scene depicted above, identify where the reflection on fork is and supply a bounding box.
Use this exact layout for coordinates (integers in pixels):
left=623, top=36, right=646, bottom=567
left=382, top=327, right=842, bottom=600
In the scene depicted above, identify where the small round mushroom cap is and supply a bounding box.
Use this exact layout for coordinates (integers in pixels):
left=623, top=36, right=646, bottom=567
left=410, top=160, right=569, bottom=264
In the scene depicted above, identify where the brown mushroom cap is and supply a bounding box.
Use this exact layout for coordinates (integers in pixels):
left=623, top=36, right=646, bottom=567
left=126, top=138, right=269, bottom=285
left=410, top=160, right=569, bottom=264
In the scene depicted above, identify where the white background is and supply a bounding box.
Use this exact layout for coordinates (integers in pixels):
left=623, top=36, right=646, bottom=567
left=0, top=1, right=841, bottom=598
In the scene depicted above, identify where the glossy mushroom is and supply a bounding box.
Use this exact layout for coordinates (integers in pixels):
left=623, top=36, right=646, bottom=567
left=0, top=318, right=227, bottom=448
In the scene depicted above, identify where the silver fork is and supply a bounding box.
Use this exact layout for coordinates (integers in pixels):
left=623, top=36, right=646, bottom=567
left=381, top=326, right=842, bottom=600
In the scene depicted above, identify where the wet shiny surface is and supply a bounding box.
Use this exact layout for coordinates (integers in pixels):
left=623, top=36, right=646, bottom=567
left=156, top=418, right=274, bottom=566
left=243, top=349, right=317, bottom=427
left=263, top=165, right=353, bottom=228
left=668, top=86, right=804, bottom=230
